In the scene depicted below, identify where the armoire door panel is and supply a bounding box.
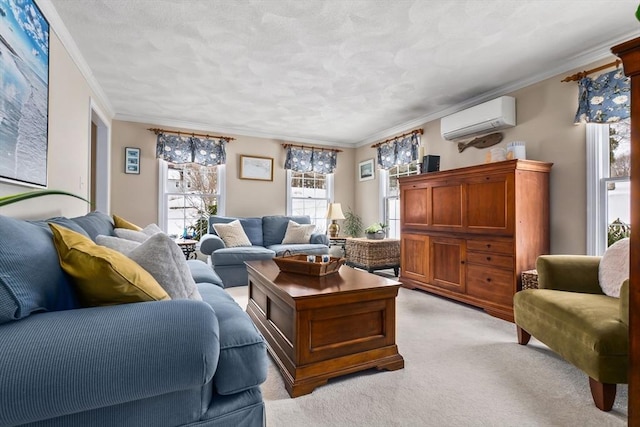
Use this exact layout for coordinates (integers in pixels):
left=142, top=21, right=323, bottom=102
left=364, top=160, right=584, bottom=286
left=400, top=234, right=429, bottom=282
left=401, top=186, right=429, bottom=226
left=466, top=175, right=512, bottom=232
left=430, top=184, right=463, bottom=227
left=429, top=237, right=465, bottom=293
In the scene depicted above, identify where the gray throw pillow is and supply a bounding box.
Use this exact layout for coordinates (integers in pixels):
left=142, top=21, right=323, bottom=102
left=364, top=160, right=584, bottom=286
left=114, top=223, right=163, bottom=242
left=95, top=235, right=140, bottom=254
left=97, top=233, right=202, bottom=301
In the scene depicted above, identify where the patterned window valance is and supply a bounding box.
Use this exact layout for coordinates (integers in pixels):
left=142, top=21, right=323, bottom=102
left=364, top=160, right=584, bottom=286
left=155, top=133, right=227, bottom=166
left=284, top=146, right=339, bottom=174
left=574, top=69, right=630, bottom=124
left=376, top=133, right=420, bottom=169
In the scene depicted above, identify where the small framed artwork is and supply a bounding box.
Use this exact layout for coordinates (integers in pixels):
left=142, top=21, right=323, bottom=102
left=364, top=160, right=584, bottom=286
left=125, top=147, right=140, bottom=174
left=240, top=155, right=274, bottom=181
left=358, top=159, right=375, bottom=181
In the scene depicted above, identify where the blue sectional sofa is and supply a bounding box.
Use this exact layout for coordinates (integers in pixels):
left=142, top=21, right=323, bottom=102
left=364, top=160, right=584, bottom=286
left=199, top=215, right=329, bottom=287
left=0, top=211, right=267, bottom=427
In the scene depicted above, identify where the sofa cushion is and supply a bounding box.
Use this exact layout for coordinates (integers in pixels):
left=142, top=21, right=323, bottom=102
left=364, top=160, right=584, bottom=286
left=96, top=234, right=202, bottom=300
left=50, top=223, right=170, bottom=306
left=209, top=216, right=263, bottom=246
left=186, top=260, right=224, bottom=287
left=70, top=211, right=115, bottom=241
left=197, top=282, right=267, bottom=395
left=213, top=220, right=252, bottom=248
left=281, top=220, right=316, bottom=244
left=112, top=214, right=142, bottom=231
left=212, top=247, right=275, bottom=266
left=262, top=215, right=310, bottom=247
left=267, top=243, right=329, bottom=257
left=0, top=215, right=78, bottom=324
left=599, top=237, right=629, bottom=297
left=514, top=289, right=628, bottom=383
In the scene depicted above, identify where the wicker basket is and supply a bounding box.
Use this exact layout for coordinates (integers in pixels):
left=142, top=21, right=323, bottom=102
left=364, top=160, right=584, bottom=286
left=345, top=238, right=400, bottom=269
left=521, top=269, right=539, bottom=290
left=273, top=254, right=345, bottom=276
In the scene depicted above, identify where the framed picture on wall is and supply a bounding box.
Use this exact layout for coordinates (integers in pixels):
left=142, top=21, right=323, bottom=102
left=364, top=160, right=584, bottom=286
left=359, top=159, right=375, bottom=181
left=240, top=155, right=273, bottom=181
left=0, top=0, right=50, bottom=187
left=125, top=147, right=140, bottom=174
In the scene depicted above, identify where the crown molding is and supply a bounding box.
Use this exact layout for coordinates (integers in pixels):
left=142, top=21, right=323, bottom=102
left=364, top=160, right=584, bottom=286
left=115, top=113, right=356, bottom=149
left=36, top=0, right=115, bottom=118
left=355, top=29, right=640, bottom=147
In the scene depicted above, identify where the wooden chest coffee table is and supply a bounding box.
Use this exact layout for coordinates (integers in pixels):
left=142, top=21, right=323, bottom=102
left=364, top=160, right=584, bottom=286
left=245, top=260, right=404, bottom=397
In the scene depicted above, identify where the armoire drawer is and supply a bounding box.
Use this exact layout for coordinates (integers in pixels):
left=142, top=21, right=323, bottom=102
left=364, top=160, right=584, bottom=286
left=466, top=264, right=513, bottom=307
left=466, top=251, right=514, bottom=269
left=466, top=239, right=513, bottom=255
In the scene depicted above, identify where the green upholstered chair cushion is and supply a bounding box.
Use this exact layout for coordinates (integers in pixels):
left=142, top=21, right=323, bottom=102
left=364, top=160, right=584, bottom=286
left=514, top=289, right=628, bottom=384
left=536, top=255, right=603, bottom=294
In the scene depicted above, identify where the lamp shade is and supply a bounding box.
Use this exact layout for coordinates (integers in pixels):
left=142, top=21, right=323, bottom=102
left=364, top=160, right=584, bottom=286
left=326, top=203, right=345, bottom=220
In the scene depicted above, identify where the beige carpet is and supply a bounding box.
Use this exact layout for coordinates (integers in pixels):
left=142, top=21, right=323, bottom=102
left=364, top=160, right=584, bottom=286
left=226, top=283, right=628, bottom=426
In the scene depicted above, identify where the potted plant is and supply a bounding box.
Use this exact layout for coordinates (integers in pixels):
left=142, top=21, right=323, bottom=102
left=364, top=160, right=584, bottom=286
left=342, top=207, right=363, bottom=237
left=364, top=222, right=388, bottom=240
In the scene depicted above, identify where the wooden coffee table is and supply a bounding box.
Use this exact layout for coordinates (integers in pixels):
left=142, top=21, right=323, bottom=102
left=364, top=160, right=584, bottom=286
left=245, top=260, right=404, bottom=398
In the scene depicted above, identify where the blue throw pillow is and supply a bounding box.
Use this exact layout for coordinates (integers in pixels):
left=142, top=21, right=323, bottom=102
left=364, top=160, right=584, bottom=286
left=70, top=211, right=115, bottom=241
left=262, top=215, right=310, bottom=247
left=0, top=215, right=78, bottom=324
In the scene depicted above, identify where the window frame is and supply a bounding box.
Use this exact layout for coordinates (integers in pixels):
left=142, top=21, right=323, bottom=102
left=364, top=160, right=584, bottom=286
left=586, top=122, right=630, bottom=255
left=158, top=160, right=225, bottom=237
left=286, top=169, right=334, bottom=234
left=380, top=162, right=420, bottom=239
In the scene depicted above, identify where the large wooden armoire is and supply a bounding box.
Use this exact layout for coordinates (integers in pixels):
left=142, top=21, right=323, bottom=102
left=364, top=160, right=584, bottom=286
left=399, top=159, right=552, bottom=321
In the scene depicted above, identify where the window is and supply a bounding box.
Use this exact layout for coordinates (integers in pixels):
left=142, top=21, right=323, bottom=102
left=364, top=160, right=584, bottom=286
left=381, top=162, right=420, bottom=239
left=158, top=161, right=225, bottom=239
left=586, top=118, right=631, bottom=255
left=286, top=170, right=333, bottom=234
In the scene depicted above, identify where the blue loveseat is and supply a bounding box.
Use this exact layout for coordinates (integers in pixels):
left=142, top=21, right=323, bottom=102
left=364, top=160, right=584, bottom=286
left=0, top=211, right=267, bottom=427
left=199, top=215, right=330, bottom=287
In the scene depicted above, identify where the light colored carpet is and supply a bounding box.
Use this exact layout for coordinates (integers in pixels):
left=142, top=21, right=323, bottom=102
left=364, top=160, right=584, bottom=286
left=226, top=282, right=628, bottom=426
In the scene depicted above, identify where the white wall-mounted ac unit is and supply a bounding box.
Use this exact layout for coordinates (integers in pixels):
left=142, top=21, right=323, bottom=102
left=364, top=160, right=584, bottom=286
left=440, top=96, right=516, bottom=141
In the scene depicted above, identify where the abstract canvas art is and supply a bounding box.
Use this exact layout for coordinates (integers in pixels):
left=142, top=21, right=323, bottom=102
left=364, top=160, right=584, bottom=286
left=0, top=0, right=49, bottom=187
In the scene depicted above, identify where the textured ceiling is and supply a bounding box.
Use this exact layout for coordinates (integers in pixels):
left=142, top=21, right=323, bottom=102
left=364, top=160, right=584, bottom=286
left=48, top=0, right=639, bottom=145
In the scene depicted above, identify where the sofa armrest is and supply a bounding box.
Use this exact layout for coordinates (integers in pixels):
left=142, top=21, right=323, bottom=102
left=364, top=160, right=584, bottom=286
left=199, top=233, right=226, bottom=255
left=0, top=300, right=220, bottom=426
left=536, top=255, right=603, bottom=294
left=620, top=279, right=629, bottom=326
left=310, top=233, right=329, bottom=245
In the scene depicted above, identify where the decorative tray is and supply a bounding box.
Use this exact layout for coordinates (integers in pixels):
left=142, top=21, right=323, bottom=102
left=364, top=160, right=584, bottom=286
left=273, top=254, right=345, bottom=276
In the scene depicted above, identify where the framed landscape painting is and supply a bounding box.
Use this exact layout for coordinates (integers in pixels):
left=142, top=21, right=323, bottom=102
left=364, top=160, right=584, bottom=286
left=0, top=0, right=50, bottom=187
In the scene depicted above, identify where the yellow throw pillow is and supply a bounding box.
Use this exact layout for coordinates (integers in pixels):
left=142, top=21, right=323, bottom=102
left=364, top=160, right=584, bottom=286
left=112, top=214, right=143, bottom=231
left=49, top=223, right=170, bottom=307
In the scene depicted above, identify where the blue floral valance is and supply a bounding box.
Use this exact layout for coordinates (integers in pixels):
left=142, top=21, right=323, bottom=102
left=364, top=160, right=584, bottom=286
left=284, top=146, right=338, bottom=174
left=156, top=133, right=226, bottom=166
left=377, top=133, right=420, bottom=169
left=574, top=69, right=630, bottom=124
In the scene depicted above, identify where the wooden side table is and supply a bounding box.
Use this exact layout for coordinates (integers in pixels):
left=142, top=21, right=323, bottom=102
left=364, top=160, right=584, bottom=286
left=175, top=239, right=198, bottom=260
left=345, top=238, right=400, bottom=276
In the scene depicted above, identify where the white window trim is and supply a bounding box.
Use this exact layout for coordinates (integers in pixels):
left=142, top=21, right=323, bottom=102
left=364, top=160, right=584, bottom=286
left=586, top=123, right=614, bottom=256
left=379, top=168, right=388, bottom=225
left=158, top=160, right=225, bottom=233
left=286, top=170, right=334, bottom=215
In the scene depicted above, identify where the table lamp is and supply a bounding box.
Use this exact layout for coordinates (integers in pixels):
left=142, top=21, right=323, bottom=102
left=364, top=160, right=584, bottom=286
left=326, top=203, right=345, bottom=238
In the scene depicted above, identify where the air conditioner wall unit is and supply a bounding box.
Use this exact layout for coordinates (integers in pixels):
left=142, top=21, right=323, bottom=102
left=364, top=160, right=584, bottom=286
left=440, top=96, right=516, bottom=141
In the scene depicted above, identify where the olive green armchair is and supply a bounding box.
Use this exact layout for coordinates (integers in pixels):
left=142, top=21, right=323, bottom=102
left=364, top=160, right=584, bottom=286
left=513, top=255, right=629, bottom=411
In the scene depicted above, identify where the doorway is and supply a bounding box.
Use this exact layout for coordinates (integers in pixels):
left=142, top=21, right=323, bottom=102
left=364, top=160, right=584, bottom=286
left=90, top=99, right=110, bottom=213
